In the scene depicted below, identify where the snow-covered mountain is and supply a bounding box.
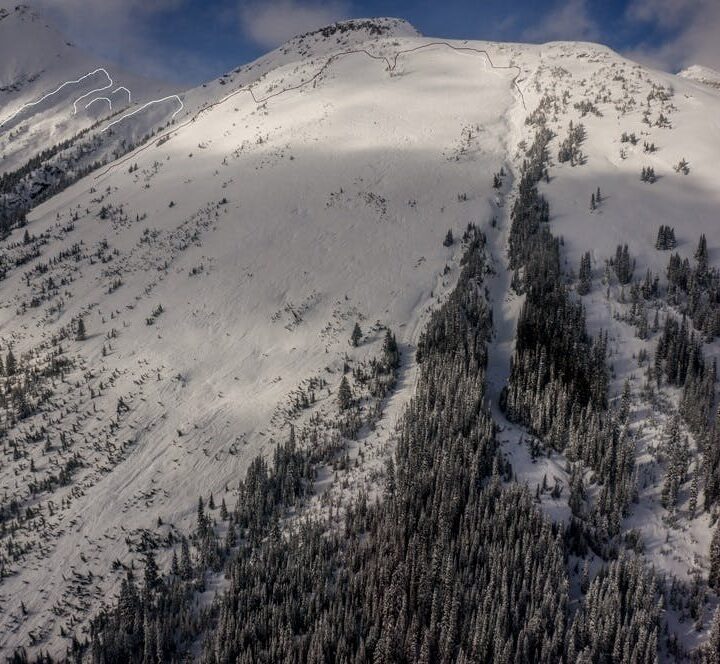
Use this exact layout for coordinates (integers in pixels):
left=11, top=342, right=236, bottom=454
left=0, top=3, right=177, bottom=172
left=678, top=64, right=720, bottom=89
left=2, top=11, right=720, bottom=662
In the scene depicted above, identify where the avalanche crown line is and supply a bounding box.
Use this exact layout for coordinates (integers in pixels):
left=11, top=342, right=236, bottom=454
left=95, top=40, right=526, bottom=180
left=71, top=68, right=113, bottom=113
left=84, top=87, right=133, bottom=112
left=0, top=68, right=112, bottom=129
left=100, top=95, right=184, bottom=133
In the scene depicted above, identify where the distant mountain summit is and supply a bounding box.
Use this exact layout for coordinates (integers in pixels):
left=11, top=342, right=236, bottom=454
left=678, top=64, right=720, bottom=89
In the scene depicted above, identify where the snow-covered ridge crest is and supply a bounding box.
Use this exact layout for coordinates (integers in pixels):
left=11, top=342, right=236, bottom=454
left=274, top=17, right=420, bottom=59
left=297, top=17, right=421, bottom=40
left=678, top=64, right=720, bottom=89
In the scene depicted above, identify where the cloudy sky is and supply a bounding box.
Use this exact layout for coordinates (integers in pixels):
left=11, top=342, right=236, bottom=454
left=29, top=0, right=720, bottom=83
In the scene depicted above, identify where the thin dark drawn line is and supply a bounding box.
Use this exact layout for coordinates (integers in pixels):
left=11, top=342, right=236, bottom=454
left=95, top=41, right=525, bottom=180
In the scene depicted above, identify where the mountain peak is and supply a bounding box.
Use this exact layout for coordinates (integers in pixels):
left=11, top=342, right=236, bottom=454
left=288, top=17, right=420, bottom=48
left=678, top=64, right=720, bottom=89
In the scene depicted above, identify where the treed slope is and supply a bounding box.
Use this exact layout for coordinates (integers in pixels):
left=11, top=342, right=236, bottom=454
left=2, top=19, right=720, bottom=663
left=0, top=25, right=515, bottom=657
left=0, top=3, right=178, bottom=243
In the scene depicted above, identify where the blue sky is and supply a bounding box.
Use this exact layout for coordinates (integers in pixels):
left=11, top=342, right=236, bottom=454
left=34, top=0, right=720, bottom=84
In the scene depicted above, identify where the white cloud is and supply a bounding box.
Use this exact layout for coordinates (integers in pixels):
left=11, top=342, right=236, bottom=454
left=26, top=0, right=216, bottom=82
left=35, top=0, right=183, bottom=33
left=625, top=0, right=720, bottom=71
left=523, top=0, right=600, bottom=43
left=238, top=0, right=350, bottom=49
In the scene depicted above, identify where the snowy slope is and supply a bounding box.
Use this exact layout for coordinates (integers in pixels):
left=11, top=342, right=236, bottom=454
left=0, top=3, right=174, bottom=178
left=493, top=44, right=720, bottom=653
left=1, top=18, right=720, bottom=661
left=678, top=64, right=720, bottom=89
left=0, top=22, right=518, bottom=655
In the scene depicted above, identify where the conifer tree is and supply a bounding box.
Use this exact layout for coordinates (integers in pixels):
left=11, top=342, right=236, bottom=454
left=578, top=252, right=592, bottom=295
left=351, top=322, right=362, bottom=347
left=5, top=349, right=16, bottom=376
left=696, top=233, right=709, bottom=277
left=180, top=537, right=192, bottom=580
left=338, top=375, right=352, bottom=411
left=383, top=329, right=400, bottom=370
left=76, top=317, right=86, bottom=341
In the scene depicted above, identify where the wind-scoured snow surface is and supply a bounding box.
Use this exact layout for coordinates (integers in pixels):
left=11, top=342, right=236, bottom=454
left=1, top=12, right=720, bottom=660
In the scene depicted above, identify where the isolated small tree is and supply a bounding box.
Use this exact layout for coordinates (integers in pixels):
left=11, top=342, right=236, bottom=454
left=641, top=166, right=656, bottom=183
left=76, top=317, right=86, bottom=341
left=197, top=496, right=206, bottom=531
left=351, top=322, right=362, bottom=347
left=655, top=225, right=676, bottom=250
left=674, top=158, right=690, bottom=175
left=338, top=375, right=352, bottom=411
left=443, top=229, right=454, bottom=247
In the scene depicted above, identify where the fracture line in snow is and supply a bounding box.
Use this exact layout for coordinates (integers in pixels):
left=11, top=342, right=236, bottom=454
left=111, top=86, right=132, bottom=103
left=0, top=68, right=112, bottom=129
left=71, top=68, right=113, bottom=113
left=86, top=97, right=112, bottom=111
left=100, top=95, right=184, bottom=133
left=85, top=87, right=132, bottom=112
left=96, top=41, right=527, bottom=179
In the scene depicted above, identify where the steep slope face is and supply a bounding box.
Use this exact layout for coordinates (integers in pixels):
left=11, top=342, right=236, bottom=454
left=678, top=64, right=720, bottom=89
left=2, top=20, right=720, bottom=661
left=0, top=3, right=173, bottom=173
left=0, top=23, right=519, bottom=656
left=0, top=2, right=182, bottom=242
left=496, top=42, right=720, bottom=658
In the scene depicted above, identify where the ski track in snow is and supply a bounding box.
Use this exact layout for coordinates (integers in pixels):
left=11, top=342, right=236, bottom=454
left=95, top=41, right=526, bottom=180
